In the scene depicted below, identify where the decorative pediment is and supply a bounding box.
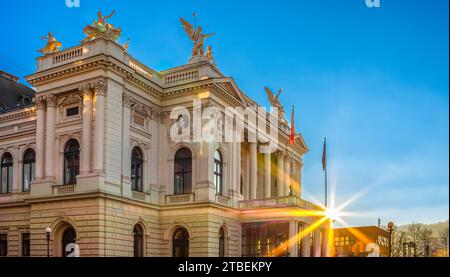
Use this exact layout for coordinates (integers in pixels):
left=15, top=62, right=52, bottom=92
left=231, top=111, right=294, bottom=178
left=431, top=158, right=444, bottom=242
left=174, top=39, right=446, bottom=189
left=213, top=78, right=249, bottom=107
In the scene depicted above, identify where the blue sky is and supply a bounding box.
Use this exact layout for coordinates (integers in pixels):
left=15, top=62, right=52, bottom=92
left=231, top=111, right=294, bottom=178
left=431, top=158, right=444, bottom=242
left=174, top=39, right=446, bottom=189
left=0, top=0, right=448, bottom=226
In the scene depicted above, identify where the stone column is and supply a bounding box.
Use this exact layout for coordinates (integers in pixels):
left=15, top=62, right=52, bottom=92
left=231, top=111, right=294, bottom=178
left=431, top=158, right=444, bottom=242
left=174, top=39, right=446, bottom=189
left=235, top=142, right=241, bottom=196
left=93, top=82, right=106, bottom=174
left=276, top=152, right=284, bottom=197
left=301, top=226, right=311, bottom=257
left=321, top=228, right=330, bottom=257
left=284, top=156, right=291, bottom=196
left=35, top=97, right=46, bottom=180
left=244, top=147, right=250, bottom=200
left=80, top=88, right=93, bottom=175
left=264, top=151, right=271, bottom=198
left=313, top=229, right=322, bottom=257
left=289, top=221, right=299, bottom=257
left=45, top=94, right=56, bottom=180
left=291, top=160, right=299, bottom=197
left=121, top=94, right=132, bottom=196
left=249, top=142, right=257, bottom=199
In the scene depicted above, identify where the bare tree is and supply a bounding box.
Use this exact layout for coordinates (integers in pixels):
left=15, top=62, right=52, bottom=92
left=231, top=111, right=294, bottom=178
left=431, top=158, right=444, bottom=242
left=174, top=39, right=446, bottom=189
left=439, top=227, right=449, bottom=257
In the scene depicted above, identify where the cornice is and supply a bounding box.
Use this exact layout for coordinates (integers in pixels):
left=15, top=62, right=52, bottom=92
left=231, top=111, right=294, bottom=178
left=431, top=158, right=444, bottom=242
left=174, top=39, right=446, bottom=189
left=0, top=108, right=36, bottom=122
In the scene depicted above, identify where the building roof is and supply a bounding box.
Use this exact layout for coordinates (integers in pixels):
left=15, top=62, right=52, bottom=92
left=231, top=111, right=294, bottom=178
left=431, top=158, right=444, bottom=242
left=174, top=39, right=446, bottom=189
left=333, top=225, right=390, bottom=237
left=0, top=70, right=35, bottom=113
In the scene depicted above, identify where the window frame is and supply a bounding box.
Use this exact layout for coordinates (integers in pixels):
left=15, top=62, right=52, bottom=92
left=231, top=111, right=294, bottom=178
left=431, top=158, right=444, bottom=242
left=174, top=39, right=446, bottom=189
left=22, top=149, right=36, bottom=192
left=214, top=150, right=223, bottom=196
left=174, top=148, right=192, bottom=195
left=0, top=234, right=7, bottom=257
left=131, top=147, right=144, bottom=192
left=133, top=224, right=144, bottom=257
left=1, top=153, right=13, bottom=194
left=219, top=227, right=226, bottom=257
left=21, top=233, right=30, bottom=257
left=172, top=228, right=189, bottom=257
left=63, top=140, right=80, bottom=185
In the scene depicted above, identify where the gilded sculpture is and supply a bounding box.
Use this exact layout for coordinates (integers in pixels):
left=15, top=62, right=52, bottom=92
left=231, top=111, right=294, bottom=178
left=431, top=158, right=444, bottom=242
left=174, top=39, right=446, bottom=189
left=38, top=32, right=62, bottom=55
left=83, top=10, right=122, bottom=41
left=180, top=17, right=215, bottom=58
left=206, top=46, right=215, bottom=64
left=264, top=86, right=286, bottom=119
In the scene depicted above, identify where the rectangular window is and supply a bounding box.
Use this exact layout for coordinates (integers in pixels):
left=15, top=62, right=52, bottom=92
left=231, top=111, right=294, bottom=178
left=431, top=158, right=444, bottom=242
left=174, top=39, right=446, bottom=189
left=0, top=234, right=7, bottom=256
left=66, top=107, right=79, bottom=117
left=22, top=233, right=30, bottom=256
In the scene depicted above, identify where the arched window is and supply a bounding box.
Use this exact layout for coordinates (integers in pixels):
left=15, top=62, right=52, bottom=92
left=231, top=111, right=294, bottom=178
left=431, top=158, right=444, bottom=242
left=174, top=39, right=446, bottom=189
left=64, top=140, right=80, bottom=185
left=131, top=147, right=144, bottom=192
left=62, top=227, right=76, bottom=257
left=133, top=224, right=144, bottom=257
left=22, top=149, right=35, bottom=192
left=214, top=150, right=223, bottom=195
left=219, top=227, right=226, bottom=257
left=1, top=153, right=13, bottom=194
left=173, top=228, right=189, bottom=257
left=174, top=148, right=192, bottom=195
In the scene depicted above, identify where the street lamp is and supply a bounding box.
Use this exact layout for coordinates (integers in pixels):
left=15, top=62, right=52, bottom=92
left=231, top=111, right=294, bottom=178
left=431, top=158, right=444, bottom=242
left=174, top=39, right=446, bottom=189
left=45, top=227, right=51, bottom=257
left=387, top=222, right=394, bottom=257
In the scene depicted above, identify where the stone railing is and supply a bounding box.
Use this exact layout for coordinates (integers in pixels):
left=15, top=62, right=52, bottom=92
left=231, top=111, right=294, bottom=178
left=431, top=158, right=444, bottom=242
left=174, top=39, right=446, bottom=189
left=164, top=70, right=199, bottom=86
left=215, top=195, right=231, bottom=206
left=238, top=195, right=320, bottom=210
left=53, top=185, right=76, bottom=195
left=165, top=193, right=195, bottom=205
left=52, top=47, right=84, bottom=64
left=132, top=191, right=151, bottom=202
left=128, top=58, right=153, bottom=79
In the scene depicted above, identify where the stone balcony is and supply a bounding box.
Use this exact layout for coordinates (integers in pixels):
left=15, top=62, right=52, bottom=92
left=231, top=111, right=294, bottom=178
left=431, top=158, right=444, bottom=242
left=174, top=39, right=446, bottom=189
left=33, top=37, right=163, bottom=86
left=238, top=195, right=322, bottom=210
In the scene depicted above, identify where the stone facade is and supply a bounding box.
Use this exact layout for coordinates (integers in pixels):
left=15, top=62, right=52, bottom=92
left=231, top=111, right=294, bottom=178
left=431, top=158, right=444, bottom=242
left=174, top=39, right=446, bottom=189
left=0, top=36, right=328, bottom=257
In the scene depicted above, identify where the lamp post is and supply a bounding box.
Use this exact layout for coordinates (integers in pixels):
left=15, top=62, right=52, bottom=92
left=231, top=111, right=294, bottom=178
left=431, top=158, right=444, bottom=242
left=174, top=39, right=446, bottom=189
left=45, top=227, right=51, bottom=257
left=387, top=222, right=394, bottom=257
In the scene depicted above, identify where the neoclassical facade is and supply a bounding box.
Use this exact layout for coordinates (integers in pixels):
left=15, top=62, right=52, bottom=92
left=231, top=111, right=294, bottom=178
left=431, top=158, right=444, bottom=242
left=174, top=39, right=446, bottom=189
left=0, top=24, right=329, bottom=257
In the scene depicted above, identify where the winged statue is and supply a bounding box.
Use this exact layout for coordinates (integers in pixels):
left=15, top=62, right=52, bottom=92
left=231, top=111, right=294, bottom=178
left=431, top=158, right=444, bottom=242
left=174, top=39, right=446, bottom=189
left=180, top=17, right=215, bottom=57
left=264, top=86, right=286, bottom=120
left=38, top=32, right=62, bottom=55
left=83, top=10, right=122, bottom=41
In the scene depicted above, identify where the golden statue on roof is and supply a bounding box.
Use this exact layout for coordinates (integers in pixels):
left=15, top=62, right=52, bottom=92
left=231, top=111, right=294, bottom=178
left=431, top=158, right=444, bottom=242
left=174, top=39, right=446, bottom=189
left=38, top=32, right=62, bottom=55
left=83, top=10, right=122, bottom=41
left=180, top=15, right=215, bottom=58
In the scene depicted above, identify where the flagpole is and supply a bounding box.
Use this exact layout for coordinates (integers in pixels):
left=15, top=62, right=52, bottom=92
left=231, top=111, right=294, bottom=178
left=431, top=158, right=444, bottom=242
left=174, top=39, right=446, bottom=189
left=324, top=137, right=328, bottom=208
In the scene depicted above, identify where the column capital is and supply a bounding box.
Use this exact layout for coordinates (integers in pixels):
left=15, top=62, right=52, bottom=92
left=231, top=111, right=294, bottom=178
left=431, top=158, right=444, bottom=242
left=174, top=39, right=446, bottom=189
left=78, top=84, right=94, bottom=96
left=275, top=150, right=285, bottom=159
left=123, top=93, right=132, bottom=108
left=45, top=94, right=57, bottom=108
left=284, top=155, right=292, bottom=163
left=94, top=80, right=107, bottom=96
left=35, top=96, right=46, bottom=110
